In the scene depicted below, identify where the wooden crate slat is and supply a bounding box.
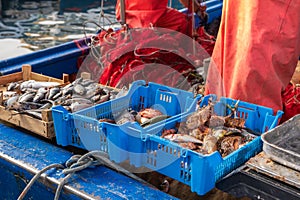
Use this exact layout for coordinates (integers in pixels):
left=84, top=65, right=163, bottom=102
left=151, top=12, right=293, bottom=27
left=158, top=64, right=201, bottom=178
left=31, top=72, right=65, bottom=84
left=0, top=72, right=23, bottom=85
left=0, top=107, right=55, bottom=139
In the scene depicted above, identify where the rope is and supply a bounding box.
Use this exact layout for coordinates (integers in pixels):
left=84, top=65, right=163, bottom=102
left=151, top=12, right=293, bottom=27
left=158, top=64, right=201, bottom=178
left=17, top=164, right=64, bottom=200
left=18, top=151, right=154, bottom=200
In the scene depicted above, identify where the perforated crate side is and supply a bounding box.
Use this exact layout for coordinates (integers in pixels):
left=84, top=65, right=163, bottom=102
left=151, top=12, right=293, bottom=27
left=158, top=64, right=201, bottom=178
left=214, top=137, right=263, bottom=181
left=145, top=134, right=223, bottom=195
left=202, top=96, right=283, bottom=134
left=52, top=105, right=73, bottom=146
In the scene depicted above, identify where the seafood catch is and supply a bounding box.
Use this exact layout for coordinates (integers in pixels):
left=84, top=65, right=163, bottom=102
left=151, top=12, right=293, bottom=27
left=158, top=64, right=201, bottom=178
left=161, top=103, right=255, bottom=157
left=20, top=80, right=60, bottom=91
left=136, top=108, right=164, bottom=124
left=96, top=107, right=168, bottom=127
left=163, top=133, right=203, bottom=144
left=1, top=77, right=124, bottom=119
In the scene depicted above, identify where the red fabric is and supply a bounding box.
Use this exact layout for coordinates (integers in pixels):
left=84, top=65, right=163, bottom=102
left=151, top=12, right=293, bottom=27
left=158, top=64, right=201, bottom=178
left=195, top=26, right=215, bottom=56
left=115, top=0, right=191, bottom=36
left=115, top=0, right=167, bottom=28
left=98, top=30, right=196, bottom=88
left=205, top=0, right=300, bottom=113
left=281, top=83, right=300, bottom=123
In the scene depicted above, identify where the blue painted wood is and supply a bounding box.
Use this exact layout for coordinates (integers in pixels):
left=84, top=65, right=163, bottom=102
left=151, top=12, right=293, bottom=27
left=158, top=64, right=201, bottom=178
left=0, top=123, right=177, bottom=200
left=0, top=38, right=90, bottom=78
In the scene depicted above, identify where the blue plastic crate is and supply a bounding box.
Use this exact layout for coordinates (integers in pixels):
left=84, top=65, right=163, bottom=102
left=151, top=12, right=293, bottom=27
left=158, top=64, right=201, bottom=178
left=133, top=96, right=283, bottom=195
left=52, top=80, right=201, bottom=164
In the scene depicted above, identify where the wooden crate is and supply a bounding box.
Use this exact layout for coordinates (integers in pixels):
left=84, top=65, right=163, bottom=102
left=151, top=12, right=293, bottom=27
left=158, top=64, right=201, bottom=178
left=0, top=65, right=69, bottom=139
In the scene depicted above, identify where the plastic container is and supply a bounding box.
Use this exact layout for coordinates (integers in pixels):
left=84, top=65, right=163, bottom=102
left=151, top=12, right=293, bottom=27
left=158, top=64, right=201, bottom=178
left=52, top=80, right=201, bottom=164
left=216, top=167, right=300, bottom=200
left=134, top=96, right=283, bottom=195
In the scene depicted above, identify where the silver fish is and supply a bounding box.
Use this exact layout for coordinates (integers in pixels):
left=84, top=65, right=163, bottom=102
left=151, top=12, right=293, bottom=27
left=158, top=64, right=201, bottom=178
left=163, top=134, right=203, bottom=144
left=69, top=97, right=93, bottom=104
left=20, top=80, right=59, bottom=90
left=140, top=115, right=170, bottom=127
left=13, top=110, right=42, bottom=120
left=7, top=82, right=19, bottom=91
left=72, top=77, right=83, bottom=85
left=48, top=87, right=60, bottom=100
left=52, top=91, right=62, bottom=100
left=33, top=87, right=48, bottom=103
left=30, top=81, right=60, bottom=89
left=39, top=102, right=53, bottom=109
left=20, top=80, right=35, bottom=91
left=91, top=94, right=101, bottom=103
left=5, top=95, right=20, bottom=109
left=94, top=93, right=110, bottom=104
left=81, top=79, right=96, bottom=87
left=73, top=84, right=86, bottom=96
left=70, top=102, right=92, bottom=113
left=3, top=91, right=17, bottom=98
left=62, top=83, right=74, bottom=96
left=115, top=110, right=136, bottom=125
left=18, top=92, right=35, bottom=103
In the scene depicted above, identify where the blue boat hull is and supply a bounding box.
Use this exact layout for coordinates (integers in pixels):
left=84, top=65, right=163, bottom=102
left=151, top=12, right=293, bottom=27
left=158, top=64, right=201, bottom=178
left=0, top=123, right=177, bottom=199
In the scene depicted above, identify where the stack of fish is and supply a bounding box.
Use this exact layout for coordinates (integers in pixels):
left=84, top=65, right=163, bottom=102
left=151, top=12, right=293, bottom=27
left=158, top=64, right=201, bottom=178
left=99, top=108, right=169, bottom=127
left=2, top=77, right=123, bottom=119
left=161, top=103, right=256, bottom=157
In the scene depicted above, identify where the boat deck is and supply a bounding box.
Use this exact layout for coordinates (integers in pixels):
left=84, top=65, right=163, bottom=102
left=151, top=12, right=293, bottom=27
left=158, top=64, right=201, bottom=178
left=0, top=121, right=177, bottom=199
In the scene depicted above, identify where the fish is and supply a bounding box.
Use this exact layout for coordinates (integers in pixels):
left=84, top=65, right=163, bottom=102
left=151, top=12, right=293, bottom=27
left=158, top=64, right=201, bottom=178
left=69, top=102, right=92, bottom=113
left=90, top=94, right=101, bottom=103
left=20, top=80, right=35, bottom=91
left=94, top=93, right=110, bottom=104
left=61, top=83, right=74, bottom=96
left=140, top=115, right=170, bottom=127
left=72, top=77, right=83, bottom=85
left=3, top=91, right=17, bottom=98
left=186, top=105, right=212, bottom=130
left=51, top=91, right=62, bottom=100
left=73, top=84, right=86, bottom=96
left=48, top=87, right=60, bottom=100
left=5, top=95, right=20, bottom=109
left=81, top=79, right=96, bottom=87
left=115, top=110, right=136, bottom=125
left=69, top=97, right=93, bottom=104
left=20, top=80, right=59, bottom=90
left=39, top=102, right=53, bottom=109
left=18, top=92, right=35, bottom=103
left=7, top=82, right=20, bottom=91
left=12, top=110, right=42, bottom=120
left=162, top=134, right=203, bottom=144
left=33, top=87, right=48, bottom=103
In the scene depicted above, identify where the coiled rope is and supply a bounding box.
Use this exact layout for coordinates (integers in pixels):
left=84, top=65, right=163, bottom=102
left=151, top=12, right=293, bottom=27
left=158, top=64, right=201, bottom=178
left=17, top=151, right=152, bottom=200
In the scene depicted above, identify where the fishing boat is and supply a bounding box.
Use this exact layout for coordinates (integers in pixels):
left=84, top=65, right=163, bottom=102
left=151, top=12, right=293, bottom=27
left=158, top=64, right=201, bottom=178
left=0, top=0, right=299, bottom=199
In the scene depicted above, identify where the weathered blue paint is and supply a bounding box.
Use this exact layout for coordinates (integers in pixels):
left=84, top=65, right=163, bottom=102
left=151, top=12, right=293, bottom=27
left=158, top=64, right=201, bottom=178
left=0, top=38, right=90, bottom=78
left=0, top=123, right=177, bottom=200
